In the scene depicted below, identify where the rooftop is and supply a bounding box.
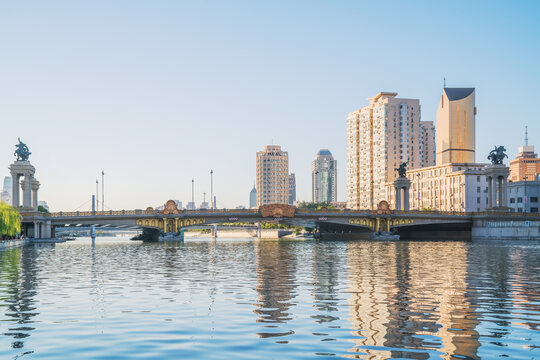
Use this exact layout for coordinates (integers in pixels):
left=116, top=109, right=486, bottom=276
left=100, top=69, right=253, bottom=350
left=443, top=88, right=475, bottom=101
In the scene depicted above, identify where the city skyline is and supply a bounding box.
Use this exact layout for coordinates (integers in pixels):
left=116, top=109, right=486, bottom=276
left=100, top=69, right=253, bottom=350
left=1, top=1, right=539, bottom=210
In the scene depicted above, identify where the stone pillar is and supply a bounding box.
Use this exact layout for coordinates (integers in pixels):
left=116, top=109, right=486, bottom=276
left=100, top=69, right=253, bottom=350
left=31, top=179, right=40, bottom=210
left=9, top=161, right=35, bottom=209
left=12, top=174, right=20, bottom=207
left=487, top=176, right=493, bottom=208
left=393, top=177, right=411, bottom=211
left=22, top=175, right=32, bottom=209
left=34, top=221, right=40, bottom=239
left=485, top=165, right=509, bottom=211
left=404, top=188, right=410, bottom=210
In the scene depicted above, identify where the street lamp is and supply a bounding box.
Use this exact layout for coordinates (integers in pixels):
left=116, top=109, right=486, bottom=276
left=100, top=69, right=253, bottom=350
left=210, top=170, right=214, bottom=210
left=314, top=170, right=319, bottom=203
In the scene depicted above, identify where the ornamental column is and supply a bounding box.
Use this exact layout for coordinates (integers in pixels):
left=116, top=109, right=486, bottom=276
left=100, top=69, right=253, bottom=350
left=32, top=178, right=40, bottom=210
left=485, top=165, right=509, bottom=211
left=11, top=174, right=20, bottom=207
left=393, top=177, right=411, bottom=211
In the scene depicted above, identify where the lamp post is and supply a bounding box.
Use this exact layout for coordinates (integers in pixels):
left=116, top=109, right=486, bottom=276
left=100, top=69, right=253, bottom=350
left=210, top=170, right=214, bottom=210
left=101, top=170, right=104, bottom=212
left=191, top=178, right=194, bottom=208
left=416, top=173, right=420, bottom=210
left=524, top=176, right=528, bottom=213
left=314, top=170, right=319, bottom=203
left=96, top=179, right=99, bottom=211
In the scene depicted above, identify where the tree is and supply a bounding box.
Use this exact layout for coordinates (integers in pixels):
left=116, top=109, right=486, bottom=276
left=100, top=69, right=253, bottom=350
left=37, top=205, right=49, bottom=213
left=0, top=202, right=22, bottom=237
left=297, top=201, right=336, bottom=210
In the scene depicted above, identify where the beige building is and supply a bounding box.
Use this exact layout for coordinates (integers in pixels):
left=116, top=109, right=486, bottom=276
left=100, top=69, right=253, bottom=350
left=436, top=88, right=476, bottom=164
left=346, top=92, right=435, bottom=209
left=386, top=163, right=489, bottom=212
left=509, top=144, right=540, bottom=182
left=256, top=145, right=289, bottom=206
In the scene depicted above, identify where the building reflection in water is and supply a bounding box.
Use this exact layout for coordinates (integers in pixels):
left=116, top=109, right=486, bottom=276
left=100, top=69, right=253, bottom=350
left=253, top=240, right=297, bottom=338
left=311, top=242, right=342, bottom=324
left=0, top=247, right=39, bottom=352
left=345, top=242, right=481, bottom=360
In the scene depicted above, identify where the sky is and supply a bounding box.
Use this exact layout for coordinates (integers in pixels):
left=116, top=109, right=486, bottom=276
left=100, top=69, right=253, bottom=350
left=1, top=0, right=539, bottom=211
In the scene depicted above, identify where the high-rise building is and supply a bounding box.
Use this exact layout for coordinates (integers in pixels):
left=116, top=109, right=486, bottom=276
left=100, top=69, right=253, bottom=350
left=288, top=173, right=296, bottom=205
left=436, top=88, right=476, bottom=164
left=249, top=184, right=257, bottom=209
left=312, top=149, right=337, bottom=203
left=1, top=176, right=12, bottom=203
left=346, top=92, right=435, bottom=209
left=256, top=145, right=289, bottom=206
left=509, top=129, right=540, bottom=182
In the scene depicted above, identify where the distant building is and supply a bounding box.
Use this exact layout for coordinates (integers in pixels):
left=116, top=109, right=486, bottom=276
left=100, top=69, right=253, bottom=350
left=2, top=176, right=12, bottom=203
left=508, top=175, right=539, bottom=213
left=288, top=173, right=296, bottom=205
left=236, top=205, right=246, bottom=210
left=346, top=92, right=435, bottom=209
left=256, top=145, right=289, bottom=206
left=249, top=184, right=257, bottom=208
left=200, top=201, right=209, bottom=210
left=186, top=202, right=196, bottom=210
left=312, top=149, right=337, bottom=203
left=436, top=88, right=476, bottom=164
left=386, top=163, right=488, bottom=212
left=509, top=135, right=540, bottom=182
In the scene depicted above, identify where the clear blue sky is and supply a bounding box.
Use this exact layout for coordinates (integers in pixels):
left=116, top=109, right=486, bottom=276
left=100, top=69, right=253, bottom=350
left=1, top=1, right=539, bottom=210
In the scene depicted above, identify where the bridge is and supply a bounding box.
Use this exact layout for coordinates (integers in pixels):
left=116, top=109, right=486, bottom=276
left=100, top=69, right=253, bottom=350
left=19, top=200, right=538, bottom=241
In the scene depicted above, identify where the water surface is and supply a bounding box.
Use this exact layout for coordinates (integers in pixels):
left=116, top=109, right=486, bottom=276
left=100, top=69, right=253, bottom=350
left=1, top=237, right=539, bottom=359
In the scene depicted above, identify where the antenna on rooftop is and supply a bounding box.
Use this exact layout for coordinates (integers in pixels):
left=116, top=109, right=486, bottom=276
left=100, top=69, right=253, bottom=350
left=525, top=126, right=528, bottom=146
left=443, top=77, right=446, bottom=88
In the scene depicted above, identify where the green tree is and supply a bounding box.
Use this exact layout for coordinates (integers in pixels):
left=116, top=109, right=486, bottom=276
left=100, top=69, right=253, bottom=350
left=0, top=202, right=22, bottom=237
left=297, top=201, right=336, bottom=210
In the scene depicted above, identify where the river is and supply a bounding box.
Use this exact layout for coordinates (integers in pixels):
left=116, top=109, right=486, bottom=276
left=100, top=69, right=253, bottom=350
left=1, top=237, right=539, bottom=359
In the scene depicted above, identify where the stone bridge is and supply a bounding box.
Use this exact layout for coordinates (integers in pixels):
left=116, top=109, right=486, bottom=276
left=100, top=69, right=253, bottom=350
left=21, top=202, right=481, bottom=240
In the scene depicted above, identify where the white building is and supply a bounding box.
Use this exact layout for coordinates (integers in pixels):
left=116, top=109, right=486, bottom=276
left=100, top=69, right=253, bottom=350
left=386, top=163, right=488, bottom=212
left=346, top=92, right=435, bottom=209
left=256, top=145, right=289, bottom=206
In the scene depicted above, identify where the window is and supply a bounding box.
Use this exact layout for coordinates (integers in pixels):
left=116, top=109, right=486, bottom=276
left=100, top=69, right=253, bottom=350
left=477, top=176, right=480, bottom=182
left=531, top=207, right=539, bottom=213
left=477, top=187, right=480, bottom=193
left=477, top=197, right=480, bottom=204
left=517, top=197, right=523, bottom=203
left=531, top=197, right=538, bottom=203
left=510, top=198, right=515, bottom=203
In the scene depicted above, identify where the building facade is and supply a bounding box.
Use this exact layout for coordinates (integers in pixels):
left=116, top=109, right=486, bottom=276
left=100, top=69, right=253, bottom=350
left=312, top=149, right=337, bottom=203
left=256, top=145, right=289, bottom=206
left=436, top=88, right=476, bottom=164
left=346, top=92, right=435, bottom=209
left=509, top=145, right=540, bottom=182
left=249, top=184, right=257, bottom=209
left=385, top=163, right=489, bottom=212
left=508, top=175, right=539, bottom=213
left=288, top=173, right=296, bottom=205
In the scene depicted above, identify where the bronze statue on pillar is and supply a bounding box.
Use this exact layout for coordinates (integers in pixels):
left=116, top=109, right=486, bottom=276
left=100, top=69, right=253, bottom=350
left=393, top=162, right=411, bottom=211
left=485, top=146, right=510, bottom=211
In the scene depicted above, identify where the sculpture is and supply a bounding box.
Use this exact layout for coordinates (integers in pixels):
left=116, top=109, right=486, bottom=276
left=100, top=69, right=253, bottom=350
left=14, top=138, right=31, bottom=161
left=487, top=146, right=508, bottom=165
left=394, top=162, right=407, bottom=178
